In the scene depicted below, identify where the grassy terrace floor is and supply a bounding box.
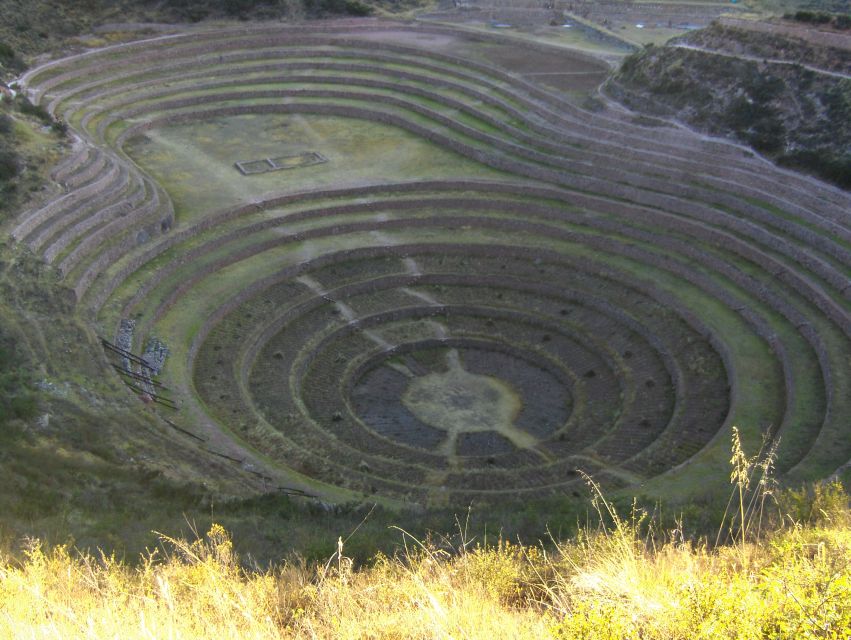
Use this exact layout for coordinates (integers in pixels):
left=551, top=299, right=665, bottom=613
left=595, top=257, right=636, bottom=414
left=124, top=114, right=512, bottom=219
left=9, top=18, right=851, bottom=509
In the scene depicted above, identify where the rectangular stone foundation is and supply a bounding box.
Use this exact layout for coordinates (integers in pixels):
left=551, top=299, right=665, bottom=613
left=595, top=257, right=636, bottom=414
left=235, top=151, right=328, bottom=175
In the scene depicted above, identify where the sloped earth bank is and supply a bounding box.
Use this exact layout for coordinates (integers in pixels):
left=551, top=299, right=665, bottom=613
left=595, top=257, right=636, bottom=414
left=13, top=18, right=851, bottom=508
left=608, top=23, right=851, bottom=188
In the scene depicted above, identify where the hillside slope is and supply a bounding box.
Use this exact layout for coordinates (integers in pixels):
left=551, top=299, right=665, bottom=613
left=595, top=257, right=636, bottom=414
left=0, top=0, right=424, bottom=62
left=607, top=21, right=851, bottom=188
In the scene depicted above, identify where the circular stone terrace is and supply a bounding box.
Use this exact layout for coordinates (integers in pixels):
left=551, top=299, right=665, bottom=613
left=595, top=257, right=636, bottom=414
left=13, top=18, right=851, bottom=506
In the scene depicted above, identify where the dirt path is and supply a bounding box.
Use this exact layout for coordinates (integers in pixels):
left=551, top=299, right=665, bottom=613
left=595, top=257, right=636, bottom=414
left=670, top=42, right=851, bottom=80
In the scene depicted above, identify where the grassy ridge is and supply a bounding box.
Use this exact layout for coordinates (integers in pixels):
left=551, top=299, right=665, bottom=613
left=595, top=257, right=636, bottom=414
left=1, top=484, right=848, bottom=639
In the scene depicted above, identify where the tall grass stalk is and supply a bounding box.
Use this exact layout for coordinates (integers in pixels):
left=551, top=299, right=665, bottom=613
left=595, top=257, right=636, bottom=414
left=716, top=426, right=780, bottom=559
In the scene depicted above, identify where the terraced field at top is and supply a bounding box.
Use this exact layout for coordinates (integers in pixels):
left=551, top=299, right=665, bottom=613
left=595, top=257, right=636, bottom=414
left=13, top=18, right=851, bottom=506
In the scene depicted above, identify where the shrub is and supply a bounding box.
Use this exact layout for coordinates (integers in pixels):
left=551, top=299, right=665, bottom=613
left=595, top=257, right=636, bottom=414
left=344, top=0, right=371, bottom=16
left=0, top=341, right=37, bottom=427
left=744, top=74, right=785, bottom=103
left=618, top=50, right=645, bottom=76
left=16, top=97, right=52, bottom=125
left=793, top=10, right=832, bottom=24
left=746, top=118, right=786, bottom=154
left=778, top=151, right=851, bottom=189
left=775, top=480, right=851, bottom=526
left=51, top=119, right=68, bottom=137
left=303, top=0, right=372, bottom=16
left=0, top=146, right=19, bottom=181
left=222, top=0, right=254, bottom=16
left=0, top=41, right=26, bottom=73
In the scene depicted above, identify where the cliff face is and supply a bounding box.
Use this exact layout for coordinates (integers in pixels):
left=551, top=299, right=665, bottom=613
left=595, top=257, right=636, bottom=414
left=607, top=23, right=851, bottom=189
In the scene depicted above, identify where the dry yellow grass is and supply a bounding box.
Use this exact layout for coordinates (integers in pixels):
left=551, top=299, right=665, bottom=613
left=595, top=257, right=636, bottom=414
left=1, top=501, right=849, bottom=640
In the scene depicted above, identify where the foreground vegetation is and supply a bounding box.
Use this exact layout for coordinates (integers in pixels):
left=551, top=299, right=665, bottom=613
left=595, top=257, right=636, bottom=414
left=2, top=479, right=849, bottom=639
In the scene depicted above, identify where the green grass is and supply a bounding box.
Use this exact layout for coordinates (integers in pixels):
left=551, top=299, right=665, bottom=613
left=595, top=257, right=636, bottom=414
left=124, top=114, right=509, bottom=220
left=91, top=134, right=811, bottom=498
left=133, top=217, right=781, bottom=493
